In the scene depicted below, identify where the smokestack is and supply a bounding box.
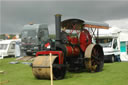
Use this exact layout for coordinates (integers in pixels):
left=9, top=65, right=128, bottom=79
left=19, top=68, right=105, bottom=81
left=55, top=14, right=62, bottom=44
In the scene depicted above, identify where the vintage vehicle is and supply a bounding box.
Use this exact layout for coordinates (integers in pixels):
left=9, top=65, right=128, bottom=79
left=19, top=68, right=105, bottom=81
left=31, top=14, right=109, bottom=80
left=0, top=39, right=21, bottom=59
left=21, top=24, right=49, bottom=56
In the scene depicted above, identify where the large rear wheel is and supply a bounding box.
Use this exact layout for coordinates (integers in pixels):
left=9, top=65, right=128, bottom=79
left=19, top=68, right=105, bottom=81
left=85, top=44, right=104, bottom=72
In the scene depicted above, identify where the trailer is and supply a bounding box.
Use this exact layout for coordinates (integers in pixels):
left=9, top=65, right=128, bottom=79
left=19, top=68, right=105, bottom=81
left=120, top=32, right=128, bottom=61
left=0, top=39, right=21, bottom=59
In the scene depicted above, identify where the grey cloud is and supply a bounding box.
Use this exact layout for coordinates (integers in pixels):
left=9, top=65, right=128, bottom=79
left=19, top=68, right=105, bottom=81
left=1, top=1, right=128, bottom=34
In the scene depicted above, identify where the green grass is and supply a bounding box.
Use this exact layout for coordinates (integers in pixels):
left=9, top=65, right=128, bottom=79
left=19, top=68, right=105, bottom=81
left=0, top=58, right=128, bottom=85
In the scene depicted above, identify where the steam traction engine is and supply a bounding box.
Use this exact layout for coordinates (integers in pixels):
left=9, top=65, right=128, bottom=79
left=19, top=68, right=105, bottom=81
left=32, top=14, right=109, bottom=80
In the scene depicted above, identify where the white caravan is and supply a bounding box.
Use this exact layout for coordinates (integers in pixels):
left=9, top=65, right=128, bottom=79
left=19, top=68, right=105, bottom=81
left=119, top=32, right=128, bottom=61
left=0, top=39, right=21, bottom=59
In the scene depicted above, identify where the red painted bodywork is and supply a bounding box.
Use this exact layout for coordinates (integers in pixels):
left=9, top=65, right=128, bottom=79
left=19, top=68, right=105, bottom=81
left=67, top=29, right=92, bottom=52
left=36, top=29, right=92, bottom=64
left=36, top=51, right=64, bottom=64
left=79, top=29, right=92, bottom=52
left=65, top=46, right=80, bottom=57
left=67, top=36, right=78, bottom=45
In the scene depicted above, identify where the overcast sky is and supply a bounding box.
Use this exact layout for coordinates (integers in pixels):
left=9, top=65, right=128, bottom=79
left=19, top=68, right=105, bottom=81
left=0, top=0, right=128, bottom=34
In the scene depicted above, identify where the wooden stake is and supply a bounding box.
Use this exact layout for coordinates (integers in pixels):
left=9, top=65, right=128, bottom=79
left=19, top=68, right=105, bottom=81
left=50, top=53, right=53, bottom=85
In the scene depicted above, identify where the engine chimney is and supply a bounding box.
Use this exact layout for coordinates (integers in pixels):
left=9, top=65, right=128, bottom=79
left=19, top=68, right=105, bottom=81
left=55, top=14, right=62, bottom=44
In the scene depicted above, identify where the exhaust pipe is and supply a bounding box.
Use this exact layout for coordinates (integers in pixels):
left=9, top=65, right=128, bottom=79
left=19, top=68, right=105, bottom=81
left=55, top=14, right=62, bottom=44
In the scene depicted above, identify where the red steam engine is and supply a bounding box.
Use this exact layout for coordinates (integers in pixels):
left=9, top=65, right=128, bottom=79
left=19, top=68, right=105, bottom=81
left=32, top=14, right=109, bottom=80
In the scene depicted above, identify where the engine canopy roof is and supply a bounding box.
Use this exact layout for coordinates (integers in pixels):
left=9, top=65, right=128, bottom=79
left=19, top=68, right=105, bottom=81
left=61, top=19, right=109, bottom=30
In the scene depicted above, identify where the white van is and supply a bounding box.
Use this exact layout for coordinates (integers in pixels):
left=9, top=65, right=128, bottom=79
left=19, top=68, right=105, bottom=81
left=0, top=39, right=21, bottom=59
left=98, top=35, right=120, bottom=62
left=95, top=28, right=120, bottom=62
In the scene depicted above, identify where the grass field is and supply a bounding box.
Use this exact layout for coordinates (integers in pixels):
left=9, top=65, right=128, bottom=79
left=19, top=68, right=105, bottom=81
left=0, top=58, right=128, bottom=85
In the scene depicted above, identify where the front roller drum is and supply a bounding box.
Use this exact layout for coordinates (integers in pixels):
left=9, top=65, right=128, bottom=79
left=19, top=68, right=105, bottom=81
left=32, top=56, right=66, bottom=80
left=85, top=44, right=104, bottom=72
